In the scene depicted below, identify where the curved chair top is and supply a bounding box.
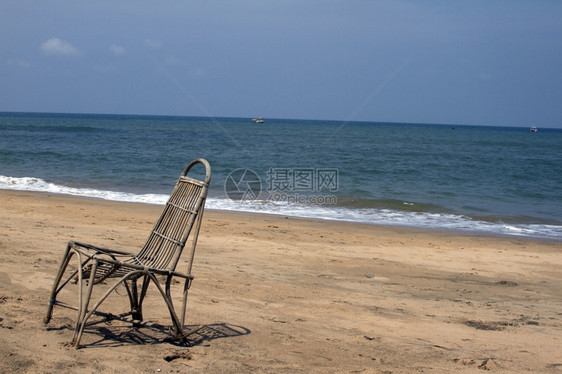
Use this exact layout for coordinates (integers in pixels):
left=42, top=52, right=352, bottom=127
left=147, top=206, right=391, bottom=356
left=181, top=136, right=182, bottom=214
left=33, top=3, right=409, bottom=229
left=182, top=158, right=211, bottom=185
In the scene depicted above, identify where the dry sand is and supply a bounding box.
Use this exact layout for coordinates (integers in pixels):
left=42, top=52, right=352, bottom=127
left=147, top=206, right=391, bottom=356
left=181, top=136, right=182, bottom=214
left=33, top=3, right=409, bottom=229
left=0, top=190, right=561, bottom=373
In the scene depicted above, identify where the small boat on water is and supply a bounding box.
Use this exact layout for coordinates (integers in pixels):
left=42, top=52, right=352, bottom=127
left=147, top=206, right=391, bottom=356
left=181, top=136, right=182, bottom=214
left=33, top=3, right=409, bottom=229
left=530, top=126, right=537, bottom=132
left=252, top=117, right=264, bottom=124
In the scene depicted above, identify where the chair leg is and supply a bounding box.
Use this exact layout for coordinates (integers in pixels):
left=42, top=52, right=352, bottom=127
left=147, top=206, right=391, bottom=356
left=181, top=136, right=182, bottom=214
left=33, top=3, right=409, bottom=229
left=136, top=275, right=151, bottom=321
left=44, top=242, right=73, bottom=324
left=126, top=276, right=148, bottom=327
left=150, top=274, right=185, bottom=339
left=72, top=259, right=99, bottom=347
left=166, top=275, right=184, bottom=337
left=180, top=277, right=192, bottom=327
left=70, top=271, right=147, bottom=347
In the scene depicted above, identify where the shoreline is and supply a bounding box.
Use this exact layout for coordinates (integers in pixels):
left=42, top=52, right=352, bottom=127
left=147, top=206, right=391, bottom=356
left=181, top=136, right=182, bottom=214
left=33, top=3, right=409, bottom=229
left=1, top=188, right=560, bottom=243
left=1, top=189, right=561, bottom=372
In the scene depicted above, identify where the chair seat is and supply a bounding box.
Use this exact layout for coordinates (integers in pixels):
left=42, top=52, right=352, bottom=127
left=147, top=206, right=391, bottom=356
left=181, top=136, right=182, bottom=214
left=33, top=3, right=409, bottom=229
left=72, top=241, right=194, bottom=284
left=70, top=241, right=152, bottom=284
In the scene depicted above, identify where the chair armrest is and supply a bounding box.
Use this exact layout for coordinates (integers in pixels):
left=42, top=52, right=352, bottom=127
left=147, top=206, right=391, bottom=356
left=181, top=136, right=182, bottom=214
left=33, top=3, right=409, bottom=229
left=69, top=241, right=135, bottom=257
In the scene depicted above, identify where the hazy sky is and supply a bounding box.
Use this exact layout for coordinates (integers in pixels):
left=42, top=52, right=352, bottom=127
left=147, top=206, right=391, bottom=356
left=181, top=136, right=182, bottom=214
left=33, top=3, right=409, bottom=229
left=1, top=1, right=561, bottom=127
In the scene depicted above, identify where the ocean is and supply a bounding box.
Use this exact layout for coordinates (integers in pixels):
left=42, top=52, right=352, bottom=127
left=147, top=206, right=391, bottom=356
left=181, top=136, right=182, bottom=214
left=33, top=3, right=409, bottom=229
left=1, top=112, right=561, bottom=240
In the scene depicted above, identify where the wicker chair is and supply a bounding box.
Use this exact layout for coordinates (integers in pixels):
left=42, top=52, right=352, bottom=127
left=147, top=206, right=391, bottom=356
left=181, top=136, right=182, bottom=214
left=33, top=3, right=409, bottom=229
left=44, top=158, right=211, bottom=348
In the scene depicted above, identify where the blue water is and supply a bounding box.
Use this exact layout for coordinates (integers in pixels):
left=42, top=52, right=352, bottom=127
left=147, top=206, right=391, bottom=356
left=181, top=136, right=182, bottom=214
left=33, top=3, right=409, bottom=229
left=1, top=112, right=561, bottom=240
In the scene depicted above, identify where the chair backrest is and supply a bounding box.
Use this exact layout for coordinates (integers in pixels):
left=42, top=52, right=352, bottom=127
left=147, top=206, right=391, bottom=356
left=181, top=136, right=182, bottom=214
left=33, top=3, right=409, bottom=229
left=136, top=158, right=211, bottom=273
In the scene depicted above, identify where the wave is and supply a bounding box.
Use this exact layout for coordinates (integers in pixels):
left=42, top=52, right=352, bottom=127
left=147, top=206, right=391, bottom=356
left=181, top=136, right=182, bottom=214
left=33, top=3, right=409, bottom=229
left=211, top=199, right=562, bottom=241
left=1, top=175, right=561, bottom=241
left=335, top=196, right=450, bottom=213
left=0, top=176, right=168, bottom=204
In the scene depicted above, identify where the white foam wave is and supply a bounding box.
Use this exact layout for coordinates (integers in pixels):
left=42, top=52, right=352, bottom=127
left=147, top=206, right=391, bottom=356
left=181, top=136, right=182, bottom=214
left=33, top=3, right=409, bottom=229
left=2, top=175, right=561, bottom=240
left=209, top=198, right=562, bottom=240
left=0, top=175, right=168, bottom=205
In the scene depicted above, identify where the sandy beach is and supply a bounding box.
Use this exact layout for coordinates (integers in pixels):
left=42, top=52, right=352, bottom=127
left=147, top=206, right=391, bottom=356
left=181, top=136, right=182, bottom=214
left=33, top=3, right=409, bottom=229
left=0, top=190, right=560, bottom=373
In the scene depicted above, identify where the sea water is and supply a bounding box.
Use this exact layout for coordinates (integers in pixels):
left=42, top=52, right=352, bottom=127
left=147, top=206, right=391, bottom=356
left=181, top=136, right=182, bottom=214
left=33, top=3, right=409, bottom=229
left=1, top=112, right=561, bottom=240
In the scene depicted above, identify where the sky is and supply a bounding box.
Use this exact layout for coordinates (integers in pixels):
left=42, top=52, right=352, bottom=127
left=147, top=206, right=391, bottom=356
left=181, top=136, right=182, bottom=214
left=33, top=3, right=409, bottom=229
left=1, top=1, right=561, bottom=128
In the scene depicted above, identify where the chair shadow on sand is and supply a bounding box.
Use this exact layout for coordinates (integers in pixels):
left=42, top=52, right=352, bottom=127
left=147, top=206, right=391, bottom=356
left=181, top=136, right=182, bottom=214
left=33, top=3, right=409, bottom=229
left=47, top=322, right=251, bottom=348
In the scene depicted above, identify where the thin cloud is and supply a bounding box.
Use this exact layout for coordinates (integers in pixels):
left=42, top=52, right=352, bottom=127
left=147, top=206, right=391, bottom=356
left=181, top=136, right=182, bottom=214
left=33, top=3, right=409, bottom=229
left=110, top=44, right=126, bottom=56
left=144, top=39, right=162, bottom=49
left=6, top=58, right=32, bottom=68
left=41, top=37, right=79, bottom=56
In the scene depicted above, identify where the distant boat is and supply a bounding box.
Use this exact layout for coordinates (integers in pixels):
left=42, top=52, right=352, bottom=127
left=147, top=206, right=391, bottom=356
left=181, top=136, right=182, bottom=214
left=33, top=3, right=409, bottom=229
left=530, top=126, right=537, bottom=132
left=252, top=117, right=264, bottom=124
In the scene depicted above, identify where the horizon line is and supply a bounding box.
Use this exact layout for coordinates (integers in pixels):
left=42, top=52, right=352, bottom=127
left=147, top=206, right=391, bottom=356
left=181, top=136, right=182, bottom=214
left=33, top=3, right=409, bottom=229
left=0, top=110, right=558, bottom=130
